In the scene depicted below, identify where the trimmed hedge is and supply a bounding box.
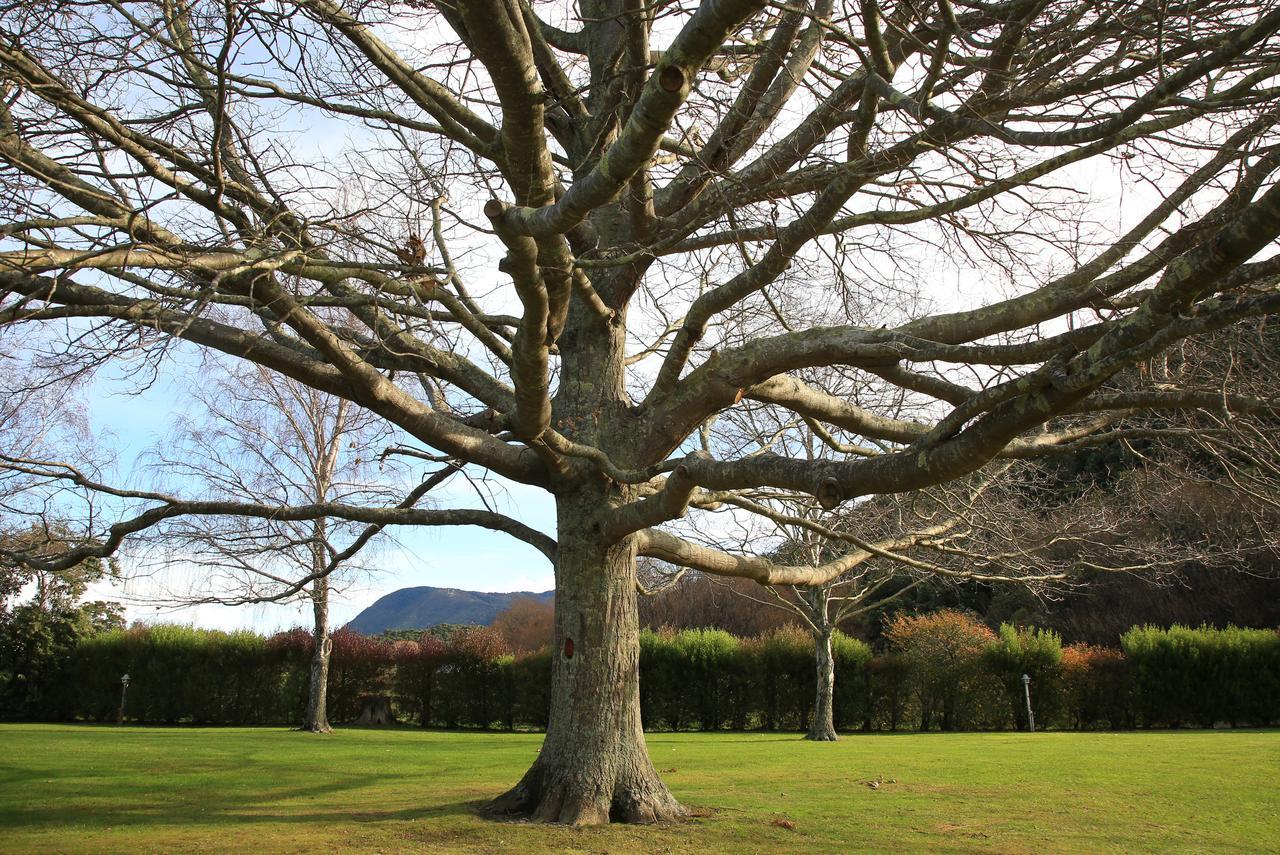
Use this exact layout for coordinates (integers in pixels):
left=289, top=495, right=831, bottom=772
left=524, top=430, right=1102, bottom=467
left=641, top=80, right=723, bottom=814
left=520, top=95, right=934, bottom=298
left=1121, top=624, right=1280, bottom=728
left=985, top=624, right=1065, bottom=731
left=65, top=625, right=297, bottom=724
left=27, top=620, right=1280, bottom=731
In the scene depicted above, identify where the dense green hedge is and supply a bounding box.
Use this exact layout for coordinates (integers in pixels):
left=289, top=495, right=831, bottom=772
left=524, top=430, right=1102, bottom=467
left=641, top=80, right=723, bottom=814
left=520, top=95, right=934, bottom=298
left=1121, top=624, right=1280, bottom=728
left=62, top=624, right=297, bottom=724
left=24, top=619, right=1280, bottom=730
left=985, top=624, right=1066, bottom=730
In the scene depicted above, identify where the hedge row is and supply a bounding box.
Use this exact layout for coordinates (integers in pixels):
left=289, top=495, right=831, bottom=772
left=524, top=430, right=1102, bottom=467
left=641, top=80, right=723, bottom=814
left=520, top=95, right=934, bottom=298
left=34, top=617, right=1280, bottom=730
left=53, top=624, right=539, bottom=727
left=1120, top=624, right=1280, bottom=727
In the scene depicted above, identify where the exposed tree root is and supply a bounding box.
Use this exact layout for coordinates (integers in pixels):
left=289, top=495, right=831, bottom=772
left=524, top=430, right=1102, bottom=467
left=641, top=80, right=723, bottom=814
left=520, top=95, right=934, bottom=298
left=484, top=758, right=686, bottom=825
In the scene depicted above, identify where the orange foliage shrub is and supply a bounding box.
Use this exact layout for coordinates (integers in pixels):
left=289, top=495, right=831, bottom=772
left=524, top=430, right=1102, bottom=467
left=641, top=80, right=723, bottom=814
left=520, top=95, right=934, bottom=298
left=884, top=610, right=999, bottom=730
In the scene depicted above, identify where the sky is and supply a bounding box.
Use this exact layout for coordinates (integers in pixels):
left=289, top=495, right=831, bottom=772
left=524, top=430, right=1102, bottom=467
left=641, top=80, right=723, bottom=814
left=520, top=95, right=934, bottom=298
left=82, top=360, right=556, bottom=634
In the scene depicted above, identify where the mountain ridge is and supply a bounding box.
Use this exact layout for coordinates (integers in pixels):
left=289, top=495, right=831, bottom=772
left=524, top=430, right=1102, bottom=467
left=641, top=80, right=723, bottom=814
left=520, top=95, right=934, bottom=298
left=345, top=585, right=553, bottom=634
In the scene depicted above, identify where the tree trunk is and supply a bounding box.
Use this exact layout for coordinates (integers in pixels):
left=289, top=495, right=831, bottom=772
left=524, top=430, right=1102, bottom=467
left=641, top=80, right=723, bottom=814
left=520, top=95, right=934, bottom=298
left=487, top=489, right=684, bottom=825
left=807, top=627, right=838, bottom=741
left=303, top=576, right=332, bottom=734
left=355, top=694, right=395, bottom=725
left=418, top=672, right=434, bottom=727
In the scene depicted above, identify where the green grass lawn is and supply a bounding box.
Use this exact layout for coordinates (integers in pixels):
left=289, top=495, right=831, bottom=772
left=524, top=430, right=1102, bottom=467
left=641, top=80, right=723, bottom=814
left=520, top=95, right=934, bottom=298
left=0, top=725, right=1276, bottom=854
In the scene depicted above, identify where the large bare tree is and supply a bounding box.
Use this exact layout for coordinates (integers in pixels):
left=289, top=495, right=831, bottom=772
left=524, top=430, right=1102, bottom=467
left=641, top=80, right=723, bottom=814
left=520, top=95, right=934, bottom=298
left=4, top=0, right=1280, bottom=824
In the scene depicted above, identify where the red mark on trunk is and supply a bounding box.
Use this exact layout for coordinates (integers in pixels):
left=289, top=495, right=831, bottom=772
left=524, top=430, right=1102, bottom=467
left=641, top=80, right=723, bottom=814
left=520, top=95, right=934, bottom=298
left=563, top=637, right=574, bottom=659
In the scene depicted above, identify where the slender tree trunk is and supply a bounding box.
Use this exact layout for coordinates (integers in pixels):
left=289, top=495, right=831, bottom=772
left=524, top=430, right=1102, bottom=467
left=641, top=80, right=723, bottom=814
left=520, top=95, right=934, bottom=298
left=419, top=671, right=433, bottom=727
left=303, top=434, right=341, bottom=734
left=303, top=574, right=333, bottom=733
left=487, top=487, right=684, bottom=824
left=807, top=627, right=839, bottom=741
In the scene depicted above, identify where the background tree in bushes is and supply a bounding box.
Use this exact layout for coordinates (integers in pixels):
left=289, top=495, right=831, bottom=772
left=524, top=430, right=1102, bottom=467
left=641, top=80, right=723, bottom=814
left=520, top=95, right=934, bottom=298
left=679, top=446, right=1209, bottom=738
left=491, top=597, right=555, bottom=655
left=636, top=565, right=799, bottom=637
left=0, top=527, right=123, bottom=718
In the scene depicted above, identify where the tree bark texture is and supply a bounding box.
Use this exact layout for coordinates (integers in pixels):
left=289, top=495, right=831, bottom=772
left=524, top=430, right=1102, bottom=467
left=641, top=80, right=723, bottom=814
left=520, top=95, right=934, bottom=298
left=355, top=695, right=395, bottom=725
left=488, top=484, right=684, bottom=824
left=303, top=575, right=333, bottom=733
left=807, top=627, right=838, bottom=741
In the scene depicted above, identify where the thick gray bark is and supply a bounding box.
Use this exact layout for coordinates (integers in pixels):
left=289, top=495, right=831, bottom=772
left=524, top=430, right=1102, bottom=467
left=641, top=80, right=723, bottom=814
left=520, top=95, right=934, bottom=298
left=807, top=626, right=838, bottom=741
left=488, top=488, right=683, bottom=824
left=489, top=306, right=683, bottom=824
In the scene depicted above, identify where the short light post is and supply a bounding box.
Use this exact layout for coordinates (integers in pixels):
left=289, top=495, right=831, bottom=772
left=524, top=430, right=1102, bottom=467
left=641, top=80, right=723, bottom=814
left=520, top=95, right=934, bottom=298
left=118, top=673, right=131, bottom=724
left=1021, top=673, right=1035, bottom=733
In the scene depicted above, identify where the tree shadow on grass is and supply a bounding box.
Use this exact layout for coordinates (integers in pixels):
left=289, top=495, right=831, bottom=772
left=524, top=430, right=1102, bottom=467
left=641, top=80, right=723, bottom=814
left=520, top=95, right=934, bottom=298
left=0, top=767, right=486, bottom=831
left=1, top=798, right=488, bottom=831
left=646, top=733, right=810, bottom=743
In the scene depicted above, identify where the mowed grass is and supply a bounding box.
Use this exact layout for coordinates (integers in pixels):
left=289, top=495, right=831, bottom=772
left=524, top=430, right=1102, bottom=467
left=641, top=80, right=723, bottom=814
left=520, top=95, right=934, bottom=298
left=1, top=725, right=1276, bottom=854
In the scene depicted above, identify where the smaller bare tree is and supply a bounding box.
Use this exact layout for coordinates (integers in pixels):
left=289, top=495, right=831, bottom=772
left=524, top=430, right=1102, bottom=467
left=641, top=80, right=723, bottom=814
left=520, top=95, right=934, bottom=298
left=141, top=360, right=426, bottom=732
left=676, top=453, right=1228, bottom=741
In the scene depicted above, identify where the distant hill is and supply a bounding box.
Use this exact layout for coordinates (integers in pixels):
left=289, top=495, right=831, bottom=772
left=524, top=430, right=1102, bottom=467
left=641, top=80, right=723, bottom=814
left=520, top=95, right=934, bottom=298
left=345, top=586, right=553, bottom=635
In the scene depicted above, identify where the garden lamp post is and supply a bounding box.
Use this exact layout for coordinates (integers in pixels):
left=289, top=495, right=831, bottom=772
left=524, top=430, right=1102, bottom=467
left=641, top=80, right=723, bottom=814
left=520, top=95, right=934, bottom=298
left=118, top=673, right=130, bottom=723
left=1021, top=673, right=1035, bottom=733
